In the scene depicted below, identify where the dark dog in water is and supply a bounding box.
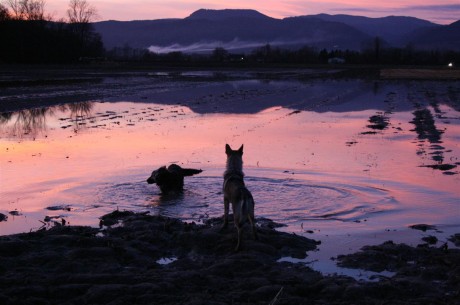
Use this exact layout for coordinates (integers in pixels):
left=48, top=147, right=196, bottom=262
left=147, top=164, right=203, bottom=194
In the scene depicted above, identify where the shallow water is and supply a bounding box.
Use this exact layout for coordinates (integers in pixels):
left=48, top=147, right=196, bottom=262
left=1, top=76, right=460, bottom=265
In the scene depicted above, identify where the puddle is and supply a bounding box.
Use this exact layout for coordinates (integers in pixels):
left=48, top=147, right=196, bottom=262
left=156, top=257, right=178, bottom=265
left=1, top=77, right=459, bottom=267
left=278, top=256, right=396, bottom=282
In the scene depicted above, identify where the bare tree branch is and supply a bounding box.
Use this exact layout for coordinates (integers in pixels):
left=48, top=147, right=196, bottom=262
left=3, top=0, right=46, bottom=20
left=67, top=0, right=99, bottom=23
left=5, top=0, right=23, bottom=19
left=0, top=3, right=10, bottom=20
left=23, top=0, right=46, bottom=20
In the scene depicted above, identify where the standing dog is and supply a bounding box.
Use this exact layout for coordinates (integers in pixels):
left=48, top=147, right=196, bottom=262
left=222, top=144, right=258, bottom=251
left=147, top=164, right=202, bottom=194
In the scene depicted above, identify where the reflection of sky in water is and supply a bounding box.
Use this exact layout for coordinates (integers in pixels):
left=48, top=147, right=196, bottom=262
left=1, top=80, right=460, bottom=240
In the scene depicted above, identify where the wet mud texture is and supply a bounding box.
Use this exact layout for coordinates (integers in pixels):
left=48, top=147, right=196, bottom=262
left=0, top=211, right=459, bottom=305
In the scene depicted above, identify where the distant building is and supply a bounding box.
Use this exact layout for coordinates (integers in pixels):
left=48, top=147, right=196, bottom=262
left=328, top=57, right=346, bottom=64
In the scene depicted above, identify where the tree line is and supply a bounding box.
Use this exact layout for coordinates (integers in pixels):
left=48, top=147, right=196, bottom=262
left=0, top=0, right=104, bottom=63
left=112, top=43, right=459, bottom=67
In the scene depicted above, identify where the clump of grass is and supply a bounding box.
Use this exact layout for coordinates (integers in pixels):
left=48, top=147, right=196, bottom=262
left=268, top=287, right=284, bottom=305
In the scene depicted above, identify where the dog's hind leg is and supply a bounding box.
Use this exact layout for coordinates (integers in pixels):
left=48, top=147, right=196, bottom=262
left=249, top=213, right=258, bottom=241
left=235, top=221, right=242, bottom=252
left=247, top=194, right=258, bottom=240
left=221, top=198, right=229, bottom=230
left=232, top=202, right=243, bottom=251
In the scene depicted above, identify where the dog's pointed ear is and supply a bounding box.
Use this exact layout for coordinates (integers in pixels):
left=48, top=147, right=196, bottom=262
left=238, top=144, right=244, bottom=155
left=225, top=144, right=232, bottom=155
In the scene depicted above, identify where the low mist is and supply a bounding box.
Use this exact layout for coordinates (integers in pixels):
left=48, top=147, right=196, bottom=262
left=148, top=38, right=312, bottom=54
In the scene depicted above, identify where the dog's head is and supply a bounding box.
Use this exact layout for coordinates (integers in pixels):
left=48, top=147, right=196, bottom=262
left=147, top=165, right=186, bottom=194
left=226, top=144, right=243, bottom=156
left=225, top=144, right=244, bottom=171
left=146, top=166, right=168, bottom=185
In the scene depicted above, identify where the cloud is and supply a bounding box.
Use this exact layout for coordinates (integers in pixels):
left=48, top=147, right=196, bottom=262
left=332, top=2, right=460, bottom=14
left=326, top=2, right=460, bottom=24
left=404, top=4, right=460, bottom=11
left=333, top=7, right=391, bottom=13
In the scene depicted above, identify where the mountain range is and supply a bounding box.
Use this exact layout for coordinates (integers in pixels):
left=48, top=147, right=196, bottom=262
left=93, top=9, right=460, bottom=53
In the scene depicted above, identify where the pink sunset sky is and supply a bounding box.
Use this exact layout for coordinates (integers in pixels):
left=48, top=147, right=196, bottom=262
left=44, top=0, right=460, bottom=25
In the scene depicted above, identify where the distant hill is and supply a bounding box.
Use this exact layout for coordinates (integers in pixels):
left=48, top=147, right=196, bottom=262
left=409, top=20, right=460, bottom=51
left=93, top=9, right=458, bottom=53
left=310, top=14, right=437, bottom=46
left=186, top=9, right=273, bottom=21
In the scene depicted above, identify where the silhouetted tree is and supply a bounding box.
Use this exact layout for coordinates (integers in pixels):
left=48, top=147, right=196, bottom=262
left=66, top=0, right=103, bottom=60
left=0, top=3, right=9, bottom=20
left=0, top=0, right=103, bottom=63
left=67, top=0, right=98, bottom=23
left=297, top=46, right=318, bottom=63
left=4, top=0, right=47, bottom=20
left=318, top=49, right=328, bottom=63
left=374, top=36, right=381, bottom=63
left=22, top=0, right=46, bottom=20
left=4, top=0, right=22, bottom=19
left=251, top=43, right=275, bottom=63
left=212, top=47, right=228, bottom=63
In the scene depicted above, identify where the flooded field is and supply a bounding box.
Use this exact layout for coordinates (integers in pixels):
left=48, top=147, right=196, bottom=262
left=1, top=72, right=459, bottom=274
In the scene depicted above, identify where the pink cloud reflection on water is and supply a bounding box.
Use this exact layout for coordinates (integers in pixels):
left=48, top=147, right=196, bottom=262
left=1, top=101, right=459, bottom=236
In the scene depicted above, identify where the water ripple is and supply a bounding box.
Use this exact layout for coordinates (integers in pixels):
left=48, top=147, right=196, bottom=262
left=95, top=171, right=398, bottom=229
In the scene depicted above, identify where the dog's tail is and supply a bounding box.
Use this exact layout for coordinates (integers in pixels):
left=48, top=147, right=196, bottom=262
left=238, top=188, right=255, bottom=224
left=181, top=168, right=203, bottom=177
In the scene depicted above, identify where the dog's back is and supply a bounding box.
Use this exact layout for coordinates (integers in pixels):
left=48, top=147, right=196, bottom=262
left=147, top=164, right=202, bottom=194
left=223, top=175, right=254, bottom=223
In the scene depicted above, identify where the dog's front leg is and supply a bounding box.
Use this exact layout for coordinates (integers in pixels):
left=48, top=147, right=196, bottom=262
left=235, top=224, right=242, bottom=252
left=221, top=198, right=229, bottom=230
left=249, top=214, right=258, bottom=241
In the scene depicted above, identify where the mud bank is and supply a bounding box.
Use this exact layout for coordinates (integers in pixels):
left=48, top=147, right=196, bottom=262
left=0, top=211, right=459, bottom=305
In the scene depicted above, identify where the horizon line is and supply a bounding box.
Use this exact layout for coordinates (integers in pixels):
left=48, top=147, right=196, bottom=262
left=94, top=8, right=452, bottom=25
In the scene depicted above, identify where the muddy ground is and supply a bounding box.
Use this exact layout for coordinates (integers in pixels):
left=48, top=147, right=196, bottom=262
left=0, top=211, right=459, bottom=305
